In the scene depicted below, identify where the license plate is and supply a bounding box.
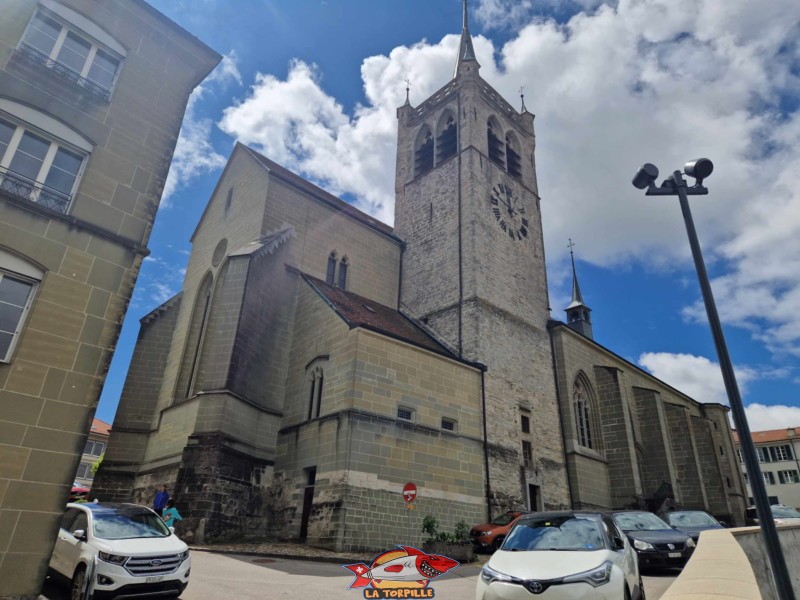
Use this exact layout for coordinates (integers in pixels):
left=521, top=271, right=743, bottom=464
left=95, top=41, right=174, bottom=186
left=145, top=576, right=164, bottom=584
left=668, top=552, right=682, bottom=558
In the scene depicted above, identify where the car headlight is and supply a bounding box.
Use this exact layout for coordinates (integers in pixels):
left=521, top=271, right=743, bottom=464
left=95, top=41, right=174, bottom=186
left=98, top=552, right=127, bottom=565
left=563, top=561, right=613, bottom=588
left=633, top=539, right=654, bottom=551
left=480, top=564, right=521, bottom=585
left=686, top=538, right=696, bottom=548
left=180, top=550, right=190, bottom=561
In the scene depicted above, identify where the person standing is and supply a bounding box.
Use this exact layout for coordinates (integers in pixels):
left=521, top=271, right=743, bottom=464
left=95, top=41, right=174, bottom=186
left=153, top=484, right=169, bottom=516
left=162, top=499, right=183, bottom=529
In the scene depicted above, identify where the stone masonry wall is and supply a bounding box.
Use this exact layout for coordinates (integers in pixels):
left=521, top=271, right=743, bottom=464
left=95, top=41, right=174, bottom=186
left=691, top=415, right=729, bottom=517
left=594, top=366, right=642, bottom=508
left=664, top=403, right=707, bottom=508
left=0, top=1, right=218, bottom=595
left=633, top=387, right=678, bottom=498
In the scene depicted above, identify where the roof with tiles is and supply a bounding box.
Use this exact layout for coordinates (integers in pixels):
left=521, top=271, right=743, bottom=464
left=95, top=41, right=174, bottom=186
left=732, top=427, right=800, bottom=444
left=90, top=418, right=111, bottom=437
left=302, top=274, right=456, bottom=359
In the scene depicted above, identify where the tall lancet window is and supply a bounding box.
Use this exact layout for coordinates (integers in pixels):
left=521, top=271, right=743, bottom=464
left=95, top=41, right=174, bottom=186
left=338, top=256, right=348, bottom=289
left=436, top=112, right=457, bottom=163
left=506, top=132, right=522, bottom=179
left=573, top=376, right=594, bottom=449
left=326, top=252, right=337, bottom=284
left=307, top=365, right=325, bottom=419
left=414, top=126, right=434, bottom=177
left=487, top=118, right=505, bottom=168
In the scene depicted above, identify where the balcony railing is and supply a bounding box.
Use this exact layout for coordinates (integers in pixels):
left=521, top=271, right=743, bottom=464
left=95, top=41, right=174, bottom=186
left=0, top=165, right=71, bottom=214
left=15, top=43, right=112, bottom=102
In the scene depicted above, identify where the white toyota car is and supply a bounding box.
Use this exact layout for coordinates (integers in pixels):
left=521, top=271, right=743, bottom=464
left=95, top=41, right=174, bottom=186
left=48, top=502, right=191, bottom=600
left=476, top=511, right=643, bottom=600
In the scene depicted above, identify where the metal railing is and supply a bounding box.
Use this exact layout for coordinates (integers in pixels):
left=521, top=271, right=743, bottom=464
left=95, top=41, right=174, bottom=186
left=0, top=165, right=72, bottom=213
left=15, top=43, right=112, bottom=102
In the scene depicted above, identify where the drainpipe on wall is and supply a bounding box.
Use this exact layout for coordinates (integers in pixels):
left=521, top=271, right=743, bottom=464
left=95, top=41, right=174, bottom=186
left=549, top=323, right=574, bottom=508
left=480, top=369, right=492, bottom=521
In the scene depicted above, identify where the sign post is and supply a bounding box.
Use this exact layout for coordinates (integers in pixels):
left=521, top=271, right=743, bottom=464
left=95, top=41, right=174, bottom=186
left=402, top=482, right=417, bottom=544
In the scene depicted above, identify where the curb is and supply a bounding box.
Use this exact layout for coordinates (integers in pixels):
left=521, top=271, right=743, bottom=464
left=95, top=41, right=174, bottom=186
left=189, top=546, right=373, bottom=565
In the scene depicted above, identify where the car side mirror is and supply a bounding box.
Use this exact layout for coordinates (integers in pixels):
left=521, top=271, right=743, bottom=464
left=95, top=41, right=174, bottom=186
left=719, top=521, right=728, bottom=528
left=169, top=527, right=175, bottom=534
left=613, top=536, right=625, bottom=551
left=73, top=529, right=87, bottom=541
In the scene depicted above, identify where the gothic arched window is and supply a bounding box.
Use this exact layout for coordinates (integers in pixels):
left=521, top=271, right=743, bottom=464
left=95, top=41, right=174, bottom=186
left=573, top=375, right=595, bottom=449
left=436, top=111, right=457, bottom=164
left=505, top=132, right=522, bottom=179
left=326, top=252, right=337, bottom=285
left=414, top=125, right=434, bottom=177
left=182, top=272, right=213, bottom=399
left=487, top=117, right=505, bottom=169
left=338, top=256, right=348, bottom=289
left=307, top=365, right=325, bottom=419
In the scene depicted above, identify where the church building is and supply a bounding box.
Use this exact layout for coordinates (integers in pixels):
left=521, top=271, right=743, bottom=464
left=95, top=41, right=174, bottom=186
left=93, top=4, right=746, bottom=550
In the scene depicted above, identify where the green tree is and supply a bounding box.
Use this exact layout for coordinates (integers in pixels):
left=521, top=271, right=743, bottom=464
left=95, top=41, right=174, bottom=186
left=91, top=453, right=104, bottom=476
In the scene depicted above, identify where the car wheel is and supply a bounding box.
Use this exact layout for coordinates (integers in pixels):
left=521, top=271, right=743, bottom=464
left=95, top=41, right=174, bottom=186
left=638, top=576, right=647, bottom=600
left=492, top=536, right=505, bottom=552
left=70, top=565, right=87, bottom=600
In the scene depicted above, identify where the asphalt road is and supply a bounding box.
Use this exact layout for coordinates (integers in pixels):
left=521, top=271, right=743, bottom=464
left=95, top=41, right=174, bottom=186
left=41, top=551, right=677, bottom=599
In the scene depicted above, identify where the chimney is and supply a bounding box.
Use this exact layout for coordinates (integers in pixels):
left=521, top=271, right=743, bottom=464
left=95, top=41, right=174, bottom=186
left=788, top=428, right=797, bottom=438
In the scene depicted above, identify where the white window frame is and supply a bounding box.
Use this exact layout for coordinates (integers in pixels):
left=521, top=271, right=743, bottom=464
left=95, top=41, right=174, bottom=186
left=0, top=102, right=90, bottom=214
left=763, top=471, right=775, bottom=486
left=773, top=445, right=791, bottom=462
left=778, top=470, right=799, bottom=485
left=76, top=462, right=93, bottom=480
left=18, top=2, right=126, bottom=98
left=0, top=249, right=43, bottom=363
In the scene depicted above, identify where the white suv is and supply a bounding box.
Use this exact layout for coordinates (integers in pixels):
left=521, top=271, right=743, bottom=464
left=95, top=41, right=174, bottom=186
left=48, top=502, right=191, bottom=599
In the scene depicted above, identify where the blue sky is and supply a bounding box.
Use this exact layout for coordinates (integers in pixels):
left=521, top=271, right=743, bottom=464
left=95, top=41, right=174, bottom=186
left=95, top=0, right=800, bottom=431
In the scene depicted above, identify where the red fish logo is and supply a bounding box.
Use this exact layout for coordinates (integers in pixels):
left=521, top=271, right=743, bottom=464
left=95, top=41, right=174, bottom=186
left=343, top=546, right=458, bottom=597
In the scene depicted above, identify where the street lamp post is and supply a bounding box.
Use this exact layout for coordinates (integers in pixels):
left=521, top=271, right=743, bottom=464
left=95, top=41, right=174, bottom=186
left=632, top=159, right=795, bottom=600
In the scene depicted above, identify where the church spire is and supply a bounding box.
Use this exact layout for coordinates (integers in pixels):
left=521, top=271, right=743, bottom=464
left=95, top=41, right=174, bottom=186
left=454, top=0, right=480, bottom=78
left=565, top=239, right=593, bottom=339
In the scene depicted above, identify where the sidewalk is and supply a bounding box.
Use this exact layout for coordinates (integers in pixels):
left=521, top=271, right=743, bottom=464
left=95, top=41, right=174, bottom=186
left=189, top=541, right=488, bottom=567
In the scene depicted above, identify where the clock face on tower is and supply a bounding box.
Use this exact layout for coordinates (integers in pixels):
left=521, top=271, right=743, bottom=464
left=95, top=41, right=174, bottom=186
left=489, top=183, right=529, bottom=241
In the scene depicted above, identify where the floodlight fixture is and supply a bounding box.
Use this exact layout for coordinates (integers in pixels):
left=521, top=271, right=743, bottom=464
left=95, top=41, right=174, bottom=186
left=631, top=163, right=659, bottom=189
left=684, top=158, right=713, bottom=184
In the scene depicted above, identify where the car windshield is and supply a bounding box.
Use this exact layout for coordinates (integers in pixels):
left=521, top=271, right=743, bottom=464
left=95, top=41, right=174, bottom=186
left=614, top=512, right=671, bottom=532
left=491, top=513, right=517, bottom=526
left=771, top=505, right=800, bottom=518
left=664, top=511, right=718, bottom=527
left=503, top=515, right=606, bottom=551
left=92, top=508, right=170, bottom=540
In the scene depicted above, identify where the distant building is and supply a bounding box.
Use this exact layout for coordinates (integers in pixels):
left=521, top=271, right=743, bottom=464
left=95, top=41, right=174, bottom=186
left=733, top=428, right=800, bottom=508
left=0, top=0, right=219, bottom=596
left=93, top=4, right=746, bottom=552
left=73, top=418, right=110, bottom=488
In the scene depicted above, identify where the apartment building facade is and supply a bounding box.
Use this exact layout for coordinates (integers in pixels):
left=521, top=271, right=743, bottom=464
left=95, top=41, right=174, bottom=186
left=0, top=1, right=219, bottom=597
left=734, top=427, right=800, bottom=508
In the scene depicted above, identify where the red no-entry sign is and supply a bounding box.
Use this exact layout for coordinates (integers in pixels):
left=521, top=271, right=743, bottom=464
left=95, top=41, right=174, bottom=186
left=402, top=482, right=417, bottom=503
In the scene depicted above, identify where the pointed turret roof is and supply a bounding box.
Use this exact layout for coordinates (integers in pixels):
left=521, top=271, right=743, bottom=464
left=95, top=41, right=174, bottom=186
left=454, top=0, right=479, bottom=77
left=566, top=241, right=589, bottom=310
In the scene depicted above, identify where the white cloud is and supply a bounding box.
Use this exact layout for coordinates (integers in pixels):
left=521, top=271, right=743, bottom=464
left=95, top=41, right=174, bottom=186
left=639, top=352, right=798, bottom=430
left=638, top=352, right=759, bottom=404
left=162, top=51, right=243, bottom=204
left=739, top=403, right=800, bottom=432
left=211, top=0, right=800, bottom=359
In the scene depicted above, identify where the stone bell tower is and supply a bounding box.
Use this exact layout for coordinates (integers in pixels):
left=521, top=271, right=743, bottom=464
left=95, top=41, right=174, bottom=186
left=394, top=1, right=570, bottom=512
